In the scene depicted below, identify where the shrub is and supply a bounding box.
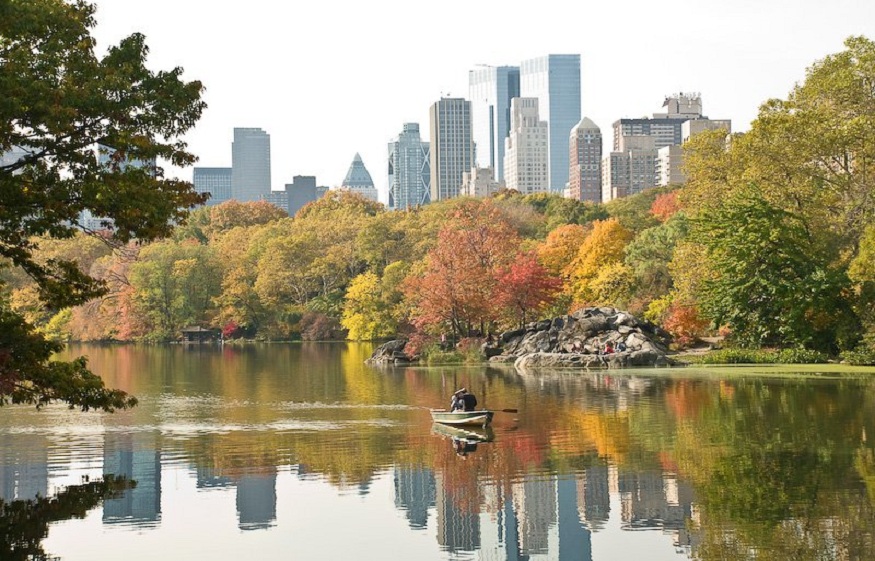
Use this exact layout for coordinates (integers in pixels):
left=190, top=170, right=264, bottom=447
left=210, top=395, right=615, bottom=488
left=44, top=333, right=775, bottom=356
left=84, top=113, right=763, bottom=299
left=700, top=347, right=829, bottom=365
left=842, top=348, right=875, bottom=366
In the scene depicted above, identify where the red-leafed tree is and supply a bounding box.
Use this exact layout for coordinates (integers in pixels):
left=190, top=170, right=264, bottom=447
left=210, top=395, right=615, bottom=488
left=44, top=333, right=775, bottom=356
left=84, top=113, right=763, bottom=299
left=496, top=252, right=562, bottom=328
left=650, top=190, right=682, bottom=222
left=403, top=200, right=520, bottom=338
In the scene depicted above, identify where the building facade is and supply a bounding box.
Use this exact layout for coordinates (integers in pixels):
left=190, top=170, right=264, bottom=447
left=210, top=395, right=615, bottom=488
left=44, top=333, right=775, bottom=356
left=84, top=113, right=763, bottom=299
left=504, top=98, right=549, bottom=194
left=460, top=167, right=501, bottom=198
left=193, top=167, right=232, bottom=206
left=388, top=123, right=430, bottom=210
left=520, top=54, right=581, bottom=192
left=604, top=94, right=730, bottom=200
left=429, top=98, right=474, bottom=202
left=338, top=153, right=378, bottom=202
left=231, top=127, right=271, bottom=202
left=567, top=117, right=602, bottom=202
left=468, top=65, right=520, bottom=181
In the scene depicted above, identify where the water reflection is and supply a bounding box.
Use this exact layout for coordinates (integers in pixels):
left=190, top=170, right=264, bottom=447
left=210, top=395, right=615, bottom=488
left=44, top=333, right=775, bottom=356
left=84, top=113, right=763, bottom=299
left=0, top=344, right=873, bottom=560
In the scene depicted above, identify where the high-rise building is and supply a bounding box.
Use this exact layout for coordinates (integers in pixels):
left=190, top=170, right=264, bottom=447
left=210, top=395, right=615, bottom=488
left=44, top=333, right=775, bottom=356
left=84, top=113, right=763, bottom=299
left=231, top=127, right=271, bottom=202
left=284, top=175, right=328, bottom=217
left=460, top=167, right=501, bottom=198
left=504, top=97, right=549, bottom=194
left=605, top=94, right=730, bottom=200
left=567, top=117, right=603, bottom=202
left=388, top=123, right=430, bottom=210
left=338, top=153, right=378, bottom=202
left=192, top=167, right=232, bottom=206
left=429, top=98, right=474, bottom=202
left=520, top=54, right=581, bottom=192
left=468, top=65, right=520, bottom=181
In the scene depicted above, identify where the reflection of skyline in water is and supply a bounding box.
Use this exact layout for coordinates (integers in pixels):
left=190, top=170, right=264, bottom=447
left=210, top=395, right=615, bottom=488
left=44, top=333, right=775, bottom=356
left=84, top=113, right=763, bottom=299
left=0, top=431, right=694, bottom=558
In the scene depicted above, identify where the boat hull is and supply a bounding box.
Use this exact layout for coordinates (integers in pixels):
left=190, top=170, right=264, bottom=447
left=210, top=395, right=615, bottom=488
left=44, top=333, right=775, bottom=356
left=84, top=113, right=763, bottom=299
left=430, top=409, right=494, bottom=427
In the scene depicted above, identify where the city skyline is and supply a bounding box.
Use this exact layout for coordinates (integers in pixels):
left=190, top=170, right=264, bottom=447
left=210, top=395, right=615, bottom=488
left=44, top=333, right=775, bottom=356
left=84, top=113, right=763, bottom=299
left=89, top=0, right=875, bottom=203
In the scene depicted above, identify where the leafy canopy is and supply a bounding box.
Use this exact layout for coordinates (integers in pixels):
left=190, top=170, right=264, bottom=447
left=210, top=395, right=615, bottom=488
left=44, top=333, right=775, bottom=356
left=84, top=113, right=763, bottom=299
left=0, top=0, right=206, bottom=409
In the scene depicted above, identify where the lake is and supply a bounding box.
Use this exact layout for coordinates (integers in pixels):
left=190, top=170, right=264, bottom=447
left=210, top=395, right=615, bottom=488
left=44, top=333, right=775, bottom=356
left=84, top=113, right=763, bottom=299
left=2, top=343, right=875, bottom=560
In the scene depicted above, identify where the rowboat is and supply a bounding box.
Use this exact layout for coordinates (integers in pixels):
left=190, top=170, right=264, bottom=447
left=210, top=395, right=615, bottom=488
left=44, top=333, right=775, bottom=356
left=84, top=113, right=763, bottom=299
left=430, top=409, right=494, bottom=427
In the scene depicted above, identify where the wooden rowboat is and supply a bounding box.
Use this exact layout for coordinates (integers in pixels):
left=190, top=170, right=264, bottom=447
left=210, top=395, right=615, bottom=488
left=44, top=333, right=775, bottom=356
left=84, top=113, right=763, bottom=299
left=430, top=409, right=494, bottom=427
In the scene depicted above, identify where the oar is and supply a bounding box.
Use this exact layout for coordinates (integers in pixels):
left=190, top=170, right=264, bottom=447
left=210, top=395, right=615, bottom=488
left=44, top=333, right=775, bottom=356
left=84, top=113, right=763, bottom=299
left=498, top=408, right=518, bottom=413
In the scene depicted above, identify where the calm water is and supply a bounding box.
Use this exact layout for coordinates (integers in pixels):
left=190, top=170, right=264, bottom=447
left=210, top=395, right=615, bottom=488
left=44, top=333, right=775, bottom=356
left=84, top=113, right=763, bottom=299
left=3, top=343, right=875, bottom=560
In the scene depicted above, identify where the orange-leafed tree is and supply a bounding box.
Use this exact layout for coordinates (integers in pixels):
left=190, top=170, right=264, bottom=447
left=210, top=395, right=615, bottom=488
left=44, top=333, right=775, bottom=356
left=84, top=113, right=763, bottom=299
left=536, top=223, right=589, bottom=279
left=650, top=190, right=681, bottom=222
left=496, top=252, right=563, bottom=328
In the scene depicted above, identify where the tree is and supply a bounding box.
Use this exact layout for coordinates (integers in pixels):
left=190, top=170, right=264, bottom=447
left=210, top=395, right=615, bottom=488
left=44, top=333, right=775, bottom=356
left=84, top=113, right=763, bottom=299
left=694, top=186, right=856, bottom=351
left=341, top=271, right=398, bottom=341
left=495, top=252, right=562, bottom=328
left=404, top=200, right=520, bottom=337
left=567, top=218, right=634, bottom=306
left=0, top=0, right=205, bottom=409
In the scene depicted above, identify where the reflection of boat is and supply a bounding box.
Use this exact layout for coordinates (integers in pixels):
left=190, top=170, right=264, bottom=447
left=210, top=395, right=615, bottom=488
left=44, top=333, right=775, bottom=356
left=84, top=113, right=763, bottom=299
left=430, top=409, right=494, bottom=427
left=431, top=422, right=495, bottom=443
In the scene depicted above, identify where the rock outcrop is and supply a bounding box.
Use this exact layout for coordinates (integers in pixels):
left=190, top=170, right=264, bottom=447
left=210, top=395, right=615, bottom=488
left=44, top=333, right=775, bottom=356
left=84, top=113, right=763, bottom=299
left=366, top=339, right=416, bottom=365
left=492, top=307, right=672, bottom=370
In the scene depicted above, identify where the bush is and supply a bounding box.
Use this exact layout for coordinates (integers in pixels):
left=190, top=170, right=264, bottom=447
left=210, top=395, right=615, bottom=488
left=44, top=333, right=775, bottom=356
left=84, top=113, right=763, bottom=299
left=699, top=348, right=829, bottom=365
left=841, top=348, right=875, bottom=366
left=774, top=348, right=829, bottom=364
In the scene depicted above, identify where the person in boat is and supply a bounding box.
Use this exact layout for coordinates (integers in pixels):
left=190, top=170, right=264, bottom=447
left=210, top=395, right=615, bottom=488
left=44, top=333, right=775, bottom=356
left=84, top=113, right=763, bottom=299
left=450, top=388, right=478, bottom=412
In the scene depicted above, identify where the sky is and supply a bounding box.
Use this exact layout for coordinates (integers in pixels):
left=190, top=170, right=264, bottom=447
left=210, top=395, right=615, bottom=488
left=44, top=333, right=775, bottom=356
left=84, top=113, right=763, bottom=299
left=89, top=0, right=875, bottom=202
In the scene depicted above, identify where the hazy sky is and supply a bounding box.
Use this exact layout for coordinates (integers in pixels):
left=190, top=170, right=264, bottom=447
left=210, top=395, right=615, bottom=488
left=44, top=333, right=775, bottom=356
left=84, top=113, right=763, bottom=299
left=90, top=0, right=875, bottom=200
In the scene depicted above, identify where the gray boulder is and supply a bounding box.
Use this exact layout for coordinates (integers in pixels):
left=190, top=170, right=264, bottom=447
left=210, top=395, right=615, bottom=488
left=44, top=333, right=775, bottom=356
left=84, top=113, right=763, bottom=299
left=497, top=307, right=672, bottom=371
left=366, top=339, right=416, bottom=365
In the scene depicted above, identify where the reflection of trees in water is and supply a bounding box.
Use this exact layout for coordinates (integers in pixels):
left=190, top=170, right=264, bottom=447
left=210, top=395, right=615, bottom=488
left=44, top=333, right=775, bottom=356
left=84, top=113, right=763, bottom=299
left=0, top=476, right=133, bottom=561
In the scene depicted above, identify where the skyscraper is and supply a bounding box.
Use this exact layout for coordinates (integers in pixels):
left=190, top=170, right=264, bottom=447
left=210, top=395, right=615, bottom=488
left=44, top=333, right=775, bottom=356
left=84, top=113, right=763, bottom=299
left=520, top=54, right=581, bottom=192
left=568, top=117, right=603, bottom=202
left=339, top=153, right=378, bottom=202
left=231, top=127, right=271, bottom=202
left=192, top=167, right=232, bottom=206
left=468, top=65, right=520, bottom=181
left=429, top=98, right=474, bottom=202
left=504, top=97, right=549, bottom=194
left=388, top=123, right=430, bottom=210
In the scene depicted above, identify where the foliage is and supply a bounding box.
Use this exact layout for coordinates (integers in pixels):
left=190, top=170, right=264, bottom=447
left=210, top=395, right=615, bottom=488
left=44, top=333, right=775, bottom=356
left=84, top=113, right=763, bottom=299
left=128, top=240, right=222, bottom=341
left=341, top=271, right=400, bottom=341
left=0, top=0, right=205, bottom=408
left=694, top=186, right=856, bottom=352
left=649, top=190, right=681, bottom=222
left=299, top=312, right=344, bottom=341
left=623, top=215, right=688, bottom=304
left=0, top=308, right=136, bottom=410
left=604, top=187, right=670, bottom=233
left=495, top=252, right=562, bottom=328
left=662, top=302, right=709, bottom=347
left=536, top=224, right=589, bottom=278
left=403, top=200, right=521, bottom=337
left=698, top=348, right=829, bottom=365
left=567, top=218, right=634, bottom=306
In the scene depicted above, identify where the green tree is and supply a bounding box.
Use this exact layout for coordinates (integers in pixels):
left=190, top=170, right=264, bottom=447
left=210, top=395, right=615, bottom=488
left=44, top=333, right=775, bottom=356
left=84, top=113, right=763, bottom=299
left=128, top=240, right=222, bottom=341
left=1, top=0, right=205, bottom=409
left=695, top=186, right=856, bottom=351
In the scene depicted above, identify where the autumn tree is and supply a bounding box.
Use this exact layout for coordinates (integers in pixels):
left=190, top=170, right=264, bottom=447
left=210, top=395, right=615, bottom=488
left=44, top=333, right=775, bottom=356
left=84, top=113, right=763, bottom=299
left=567, top=218, right=634, bottom=307
left=404, top=200, right=520, bottom=338
left=495, top=252, right=562, bottom=328
left=1, top=0, right=206, bottom=409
